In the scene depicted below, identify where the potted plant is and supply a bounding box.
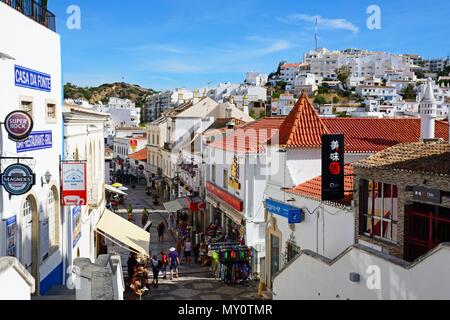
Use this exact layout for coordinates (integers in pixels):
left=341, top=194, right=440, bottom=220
left=127, top=204, right=134, bottom=221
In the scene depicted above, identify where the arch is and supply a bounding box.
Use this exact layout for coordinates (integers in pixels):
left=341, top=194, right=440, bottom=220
left=47, top=184, right=61, bottom=250
left=19, top=194, right=39, bottom=294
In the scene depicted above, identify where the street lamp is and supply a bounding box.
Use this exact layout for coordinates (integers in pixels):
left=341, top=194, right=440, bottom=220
left=41, top=171, right=52, bottom=187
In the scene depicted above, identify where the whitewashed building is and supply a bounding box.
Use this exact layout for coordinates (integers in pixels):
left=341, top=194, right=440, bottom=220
left=0, top=1, right=63, bottom=296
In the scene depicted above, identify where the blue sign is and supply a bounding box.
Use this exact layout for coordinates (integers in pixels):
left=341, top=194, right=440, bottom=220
left=16, top=131, right=53, bottom=153
left=265, top=198, right=304, bottom=224
left=15, top=65, right=51, bottom=92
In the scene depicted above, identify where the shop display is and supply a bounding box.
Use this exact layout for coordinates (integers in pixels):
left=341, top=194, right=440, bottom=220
left=208, top=243, right=252, bottom=285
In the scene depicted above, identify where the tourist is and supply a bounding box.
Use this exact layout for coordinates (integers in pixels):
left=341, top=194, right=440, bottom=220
left=169, top=247, right=180, bottom=280
left=193, top=243, right=200, bottom=264
left=150, top=255, right=160, bottom=288
left=157, top=221, right=166, bottom=242
left=160, top=251, right=168, bottom=279
left=183, top=237, right=192, bottom=267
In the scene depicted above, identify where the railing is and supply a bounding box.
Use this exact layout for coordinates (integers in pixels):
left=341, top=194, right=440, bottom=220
left=1, top=0, right=56, bottom=32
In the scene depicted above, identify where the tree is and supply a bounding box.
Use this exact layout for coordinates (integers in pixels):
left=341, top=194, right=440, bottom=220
left=333, top=96, right=340, bottom=104
left=314, top=95, right=327, bottom=105
left=400, top=84, right=417, bottom=100
left=415, top=69, right=426, bottom=79
left=336, top=66, right=351, bottom=89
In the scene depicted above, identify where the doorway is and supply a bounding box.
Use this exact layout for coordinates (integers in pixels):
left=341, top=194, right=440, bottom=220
left=20, top=195, right=39, bottom=294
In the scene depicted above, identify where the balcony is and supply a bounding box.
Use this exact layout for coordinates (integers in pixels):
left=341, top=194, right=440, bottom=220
left=1, top=0, right=56, bottom=32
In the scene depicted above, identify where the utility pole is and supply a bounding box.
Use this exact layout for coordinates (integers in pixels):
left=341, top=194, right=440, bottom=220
left=315, top=17, right=319, bottom=51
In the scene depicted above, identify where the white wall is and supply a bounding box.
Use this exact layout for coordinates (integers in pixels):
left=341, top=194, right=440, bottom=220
left=273, top=244, right=450, bottom=300
left=0, top=3, right=63, bottom=292
left=0, top=267, right=33, bottom=300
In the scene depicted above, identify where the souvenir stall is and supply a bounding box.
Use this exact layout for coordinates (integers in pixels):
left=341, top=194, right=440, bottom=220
left=209, top=243, right=252, bottom=285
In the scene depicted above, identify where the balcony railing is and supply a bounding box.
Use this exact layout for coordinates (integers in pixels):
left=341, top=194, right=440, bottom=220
left=1, top=0, right=56, bottom=32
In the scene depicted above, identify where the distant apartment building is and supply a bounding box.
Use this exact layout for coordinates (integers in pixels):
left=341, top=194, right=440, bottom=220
left=270, top=93, right=296, bottom=116
left=245, top=71, right=268, bottom=86
left=304, top=48, right=415, bottom=81
left=143, top=89, right=194, bottom=123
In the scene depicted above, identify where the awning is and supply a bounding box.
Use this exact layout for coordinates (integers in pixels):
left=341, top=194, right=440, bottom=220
left=163, top=199, right=188, bottom=212
left=105, top=184, right=128, bottom=196
left=96, top=209, right=150, bottom=257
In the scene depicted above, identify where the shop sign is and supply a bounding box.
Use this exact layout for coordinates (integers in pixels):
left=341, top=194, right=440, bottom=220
left=265, top=198, right=304, bottom=223
left=228, top=156, right=241, bottom=190
left=130, top=139, right=138, bottom=152
left=4, top=111, right=34, bottom=142
left=72, top=207, right=82, bottom=248
left=62, top=162, right=87, bottom=206
left=412, top=187, right=441, bottom=204
left=16, top=131, right=52, bottom=153
left=0, top=164, right=36, bottom=196
left=322, top=134, right=345, bottom=201
left=206, top=182, right=243, bottom=212
left=15, top=65, right=51, bottom=92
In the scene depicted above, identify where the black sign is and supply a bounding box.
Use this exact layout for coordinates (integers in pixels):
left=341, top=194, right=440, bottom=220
left=412, top=187, right=441, bottom=204
left=322, top=134, right=345, bottom=201
left=0, top=164, right=36, bottom=196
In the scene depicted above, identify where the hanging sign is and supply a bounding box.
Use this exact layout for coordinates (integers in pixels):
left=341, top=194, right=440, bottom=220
left=62, top=162, right=87, bottom=206
left=0, top=163, right=36, bottom=196
left=322, top=134, right=345, bottom=201
left=4, top=111, right=34, bottom=142
left=130, top=139, right=138, bottom=152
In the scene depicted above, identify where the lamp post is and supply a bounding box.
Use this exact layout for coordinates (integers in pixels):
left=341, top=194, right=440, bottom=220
left=41, top=170, right=52, bottom=187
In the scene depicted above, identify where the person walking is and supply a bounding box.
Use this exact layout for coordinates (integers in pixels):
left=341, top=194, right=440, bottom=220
left=169, top=247, right=180, bottom=280
left=160, top=251, right=168, bottom=280
left=157, top=221, right=166, bottom=242
left=150, top=255, right=160, bottom=288
left=183, top=237, right=192, bottom=267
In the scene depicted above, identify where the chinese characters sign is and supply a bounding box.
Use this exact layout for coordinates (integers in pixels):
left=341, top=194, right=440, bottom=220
left=62, top=162, right=87, bottom=206
left=322, top=134, right=345, bottom=201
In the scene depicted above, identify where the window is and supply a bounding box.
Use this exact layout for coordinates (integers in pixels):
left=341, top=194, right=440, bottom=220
left=359, top=179, right=398, bottom=242
left=212, top=164, right=216, bottom=183
left=46, top=101, right=57, bottom=123
left=48, top=191, right=57, bottom=248
left=223, top=169, right=228, bottom=189
left=286, top=241, right=300, bottom=264
left=20, top=99, right=33, bottom=117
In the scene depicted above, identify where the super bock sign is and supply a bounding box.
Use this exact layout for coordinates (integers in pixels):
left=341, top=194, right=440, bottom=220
left=0, top=164, right=36, bottom=196
left=4, top=111, right=34, bottom=142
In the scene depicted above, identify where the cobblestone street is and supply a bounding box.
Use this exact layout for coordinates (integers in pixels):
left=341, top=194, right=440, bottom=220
left=107, top=185, right=261, bottom=300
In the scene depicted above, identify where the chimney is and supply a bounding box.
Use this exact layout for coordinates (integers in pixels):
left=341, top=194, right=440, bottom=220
left=420, top=78, right=437, bottom=141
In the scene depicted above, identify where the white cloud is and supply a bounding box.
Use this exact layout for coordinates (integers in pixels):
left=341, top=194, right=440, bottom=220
left=284, top=14, right=359, bottom=34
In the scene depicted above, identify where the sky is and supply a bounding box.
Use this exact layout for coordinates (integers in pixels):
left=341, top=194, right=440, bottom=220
left=49, top=0, right=450, bottom=91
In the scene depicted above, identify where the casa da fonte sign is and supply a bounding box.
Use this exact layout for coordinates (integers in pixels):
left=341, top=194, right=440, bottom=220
left=0, top=164, right=36, bottom=196
left=15, top=65, right=51, bottom=92
left=4, top=111, right=34, bottom=142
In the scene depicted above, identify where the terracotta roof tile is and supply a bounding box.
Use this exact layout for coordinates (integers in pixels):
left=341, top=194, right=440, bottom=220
left=289, top=165, right=354, bottom=205
left=279, top=93, right=327, bottom=147
left=209, top=117, right=286, bottom=153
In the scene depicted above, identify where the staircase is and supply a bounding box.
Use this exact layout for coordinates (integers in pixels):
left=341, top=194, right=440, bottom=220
left=32, top=285, right=75, bottom=300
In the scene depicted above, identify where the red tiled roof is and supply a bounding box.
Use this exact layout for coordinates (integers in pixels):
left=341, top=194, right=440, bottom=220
left=278, top=94, right=449, bottom=152
left=128, top=149, right=147, bottom=161
left=209, top=117, right=286, bottom=153
left=322, top=118, right=449, bottom=153
left=289, top=165, right=354, bottom=205
left=281, top=63, right=302, bottom=69
left=279, top=93, right=327, bottom=147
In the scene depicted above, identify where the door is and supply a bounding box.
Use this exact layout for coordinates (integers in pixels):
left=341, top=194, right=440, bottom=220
left=270, top=235, right=280, bottom=287
left=22, top=199, right=33, bottom=272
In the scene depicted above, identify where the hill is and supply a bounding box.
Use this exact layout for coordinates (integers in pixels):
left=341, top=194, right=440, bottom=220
left=64, top=82, right=157, bottom=108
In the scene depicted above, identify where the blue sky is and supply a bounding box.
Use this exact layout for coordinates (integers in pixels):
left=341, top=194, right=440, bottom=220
left=50, top=0, right=450, bottom=90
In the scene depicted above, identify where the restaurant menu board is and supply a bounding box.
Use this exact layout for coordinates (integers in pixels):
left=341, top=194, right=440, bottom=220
left=6, top=216, right=17, bottom=257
